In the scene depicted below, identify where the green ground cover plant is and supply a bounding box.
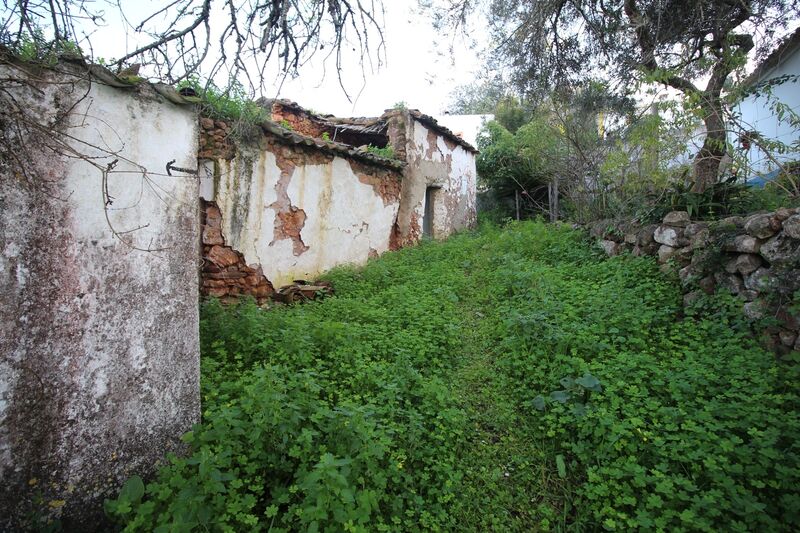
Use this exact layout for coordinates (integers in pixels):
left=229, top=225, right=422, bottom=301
left=108, top=222, right=800, bottom=531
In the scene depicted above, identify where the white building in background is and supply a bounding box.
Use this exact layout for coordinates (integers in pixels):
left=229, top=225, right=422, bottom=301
left=735, top=28, right=800, bottom=184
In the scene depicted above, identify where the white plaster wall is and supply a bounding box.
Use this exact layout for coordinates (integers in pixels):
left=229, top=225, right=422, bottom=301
left=397, top=118, right=477, bottom=242
left=0, top=68, right=200, bottom=528
left=735, top=47, right=800, bottom=178
left=215, top=148, right=400, bottom=286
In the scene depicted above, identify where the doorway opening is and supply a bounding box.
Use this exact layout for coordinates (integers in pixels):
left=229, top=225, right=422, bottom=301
left=423, top=186, right=440, bottom=238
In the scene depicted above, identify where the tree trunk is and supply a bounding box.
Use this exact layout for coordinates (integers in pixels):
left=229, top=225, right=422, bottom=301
left=551, top=177, right=559, bottom=222
left=692, top=95, right=726, bottom=193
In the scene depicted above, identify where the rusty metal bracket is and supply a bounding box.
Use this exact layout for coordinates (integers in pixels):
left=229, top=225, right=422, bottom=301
left=165, top=159, right=198, bottom=176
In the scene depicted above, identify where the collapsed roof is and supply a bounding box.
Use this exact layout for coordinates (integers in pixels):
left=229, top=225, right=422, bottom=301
left=262, top=98, right=478, bottom=153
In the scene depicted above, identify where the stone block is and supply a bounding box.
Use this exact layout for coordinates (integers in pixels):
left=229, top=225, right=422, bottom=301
left=698, top=276, right=716, bottom=294
left=684, top=222, right=709, bottom=239
left=715, top=272, right=744, bottom=294
left=783, top=214, right=800, bottom=240
left=205, top=205, right=222, bottom=227
left=679, top=263, right=702, bottom=286
left=673, top=246, right=693, bottom=266
left=745, top=267, right=778, bottom=292
left=689, top=227, right=711, bottom=249
left=744, top=213, right=778, bottom=239
left=726, top=253, right=762, bottom=276
left=599, top=239, right=622, bottom=256
left=775, top=207, right=799, bottom=221
left=723, top=234, right=761, bottom=254
left=760, top=234, right=800, bottom=266
left=636, top=224, right=659, bottom=246
left=206, top=245, right=240, bottom=268
left=683, top=291, right=702, bottom=306
left=663, top=210, right=691, bottom=227
left=206, top=270, right=247, bottom=280
left=719, top=215, right=744, bottom=228
left=743, top=299, right=767, bottom=320
left=207, top=287, right=229, bottom=297
left=202, top=226, right=224, bottom=245
left=654, top=226, right=687, bottom=247
left=779, top=330, right=798, bottom=347
left=738, top=289, right=759, bottom=302
left=657, top=244, right=677, bottom=263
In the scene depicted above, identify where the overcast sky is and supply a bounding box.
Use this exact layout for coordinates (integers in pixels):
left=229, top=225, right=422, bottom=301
left=87, top=0, right=485, bottom=118
left=266, top=2, right=485, bottom=117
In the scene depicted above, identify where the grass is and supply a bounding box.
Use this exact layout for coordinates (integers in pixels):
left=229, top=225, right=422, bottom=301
left=108, top=221, right=800, bottom=532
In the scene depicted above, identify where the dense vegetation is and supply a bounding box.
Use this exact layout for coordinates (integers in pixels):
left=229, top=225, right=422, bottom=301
left=107, top=222, right=800, bottom=531
left=473, top=90, right=798, bottom=225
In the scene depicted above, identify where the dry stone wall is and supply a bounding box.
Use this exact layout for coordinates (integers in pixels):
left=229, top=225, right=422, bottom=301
left=593, top=208, right=800, bottom=353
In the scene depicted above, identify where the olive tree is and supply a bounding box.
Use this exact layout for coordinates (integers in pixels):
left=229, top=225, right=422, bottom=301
left=439, top=0, right=798, bottom=192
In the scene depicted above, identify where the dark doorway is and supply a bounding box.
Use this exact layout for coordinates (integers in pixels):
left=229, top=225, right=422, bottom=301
left=423, top=186, right=439, bottom=238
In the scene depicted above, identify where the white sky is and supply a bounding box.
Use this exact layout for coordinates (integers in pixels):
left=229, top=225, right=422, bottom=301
left=72, top=2, right=797, bottom=120
left=267, top=2, right=485, bottom=117
left=85, top=0, right=485, bottom=118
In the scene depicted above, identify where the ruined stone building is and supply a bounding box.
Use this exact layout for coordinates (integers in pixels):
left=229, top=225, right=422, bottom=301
left=199, top=100, right=477, bottom=293
left=0, top=59, right=476, bottom=528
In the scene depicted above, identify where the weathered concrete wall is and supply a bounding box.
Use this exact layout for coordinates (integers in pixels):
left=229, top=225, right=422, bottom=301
left=207, top=135, right=402, bottom=286
left=0, top=64, right=200, bottom=529
left=392, top=113, right=478, bottom=245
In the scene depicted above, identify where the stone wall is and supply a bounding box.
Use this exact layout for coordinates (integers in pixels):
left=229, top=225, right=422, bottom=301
left=594, top=208, right=800, bottom=353
left=0, top=61, right=200, bottom=529
left=198, top=117, right=235, bottom=160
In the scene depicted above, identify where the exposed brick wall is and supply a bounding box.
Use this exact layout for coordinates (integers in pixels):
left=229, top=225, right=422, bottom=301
left=270, top=103, right=327, bottom=138
left=201, top=201, right=274, bottom=303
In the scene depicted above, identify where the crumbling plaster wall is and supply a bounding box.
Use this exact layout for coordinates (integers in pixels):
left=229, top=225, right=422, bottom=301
left=206, top=136, right=401, bottom=286
left=391, top=113, right=477, bottom=246
left=0, top=66, right=200, bottom=529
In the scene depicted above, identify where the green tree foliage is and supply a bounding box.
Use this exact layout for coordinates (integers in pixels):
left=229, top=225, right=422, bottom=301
left=493, top=96, right=531, bottom=134
left=446, top=76, right=508, bottom=115
left=475, top=83, right=630, bottom=221
left=476, top=118, right=563, bottom=218
left=447, top=0, right=799, bottom=192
